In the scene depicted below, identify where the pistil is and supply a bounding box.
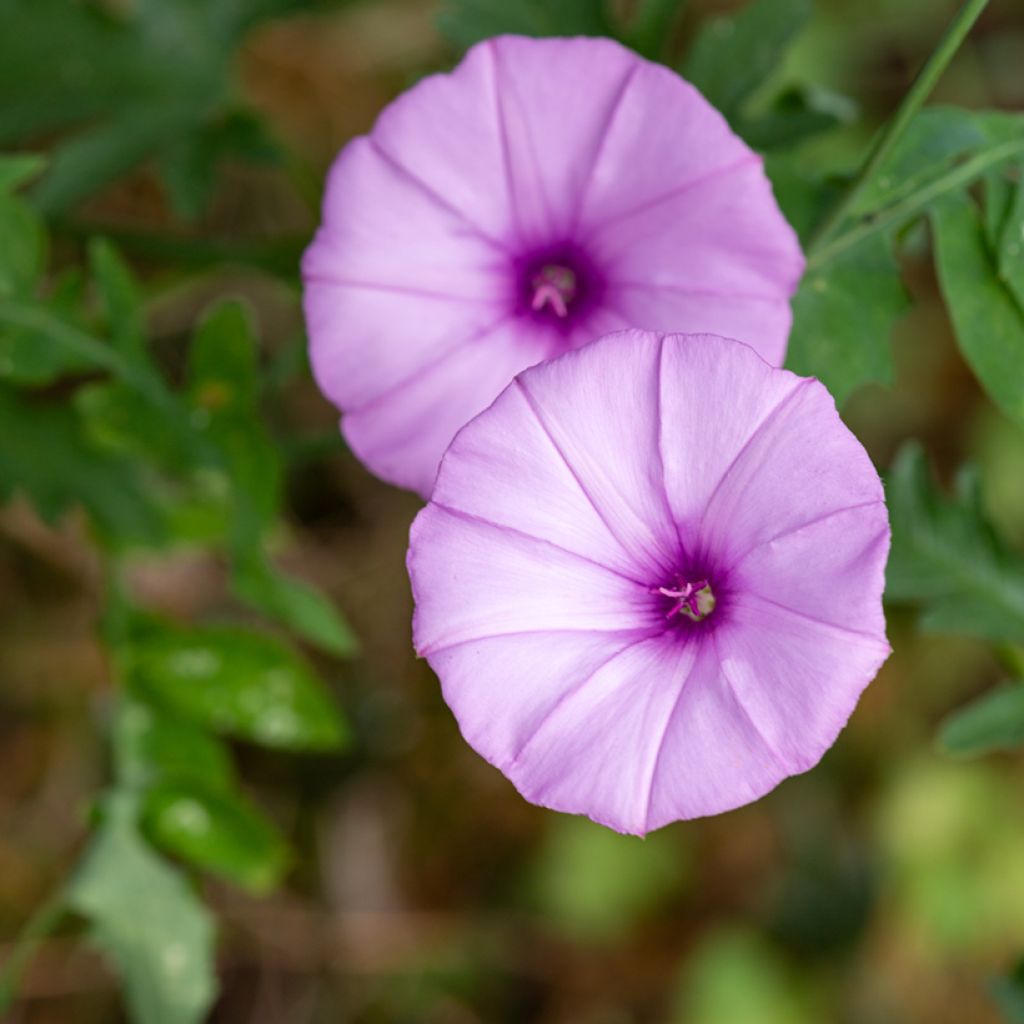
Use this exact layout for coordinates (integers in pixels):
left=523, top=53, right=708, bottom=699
left=530, top=264, right=577, bottom=318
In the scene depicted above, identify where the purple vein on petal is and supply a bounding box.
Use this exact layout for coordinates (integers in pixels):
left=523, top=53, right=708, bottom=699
left=507, top=633, right=656, bottom=770
left=740, top=591, right=890, bottom=646
left=655, top=337, right=688, bottom=563
left=430, top=502, right=652, bottom=587
left=639, top=640, right=702, bottom=833
left=697, top=379, right=812, bottom=537
left=419, top=625, right=653, bottom=659
left=303, top=273, right=501, bottom=304
left=513, top=377, right=651, bottom=574
left=724, top=500, right=887, bottom=572
left=347, top=314, right=515, bottom=417
left=713, top=632, right=788, bottom=770
left=367, top=136, right=512, bottom=254
left=488, top=40, right=521, bottom=241
left=579, top=153, right=761, bottom=243
left=569, top=62, right=641, bottom=235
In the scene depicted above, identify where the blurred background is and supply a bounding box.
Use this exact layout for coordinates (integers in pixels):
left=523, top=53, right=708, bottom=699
left=2, top=0, right=1024, bottom=1021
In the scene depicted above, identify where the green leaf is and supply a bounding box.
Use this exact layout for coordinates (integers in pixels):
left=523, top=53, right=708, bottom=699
left=0, top=151, right=45, bottom=191
left=683, top=0, right=811, bottom=122
left=76, top=381, right=202, bottom=473
left=68, top=795, right=217, bottom=1024
left=89, top=238, right=146, bottom=363
left=996, top=168, right=1024, bottom=311
left=886, top=443, right=1024, bottom=644
left=0, top=384, right=165, bottom=546
left=737, top=84, right=855, bottom=151
left=0, top=185, right=44, bottom=298
left=142, top=782, right=288, bottom=894
left=0, top=269, right=93, bottom=385
left=931, top=191, right=1024, bottom=425
left=0, top=0, right=301, bottom=213
left=188, top=303, right=276, bottom=533
left=32, top=107, right=195, bottom=216
left=114, top=696, right=234, bottom=792
left=855, top=107, right=1024, bottom=216
left=187, top=301, right=353, bottom=654
left=188, top=301, right=260, bottom=413
left=131, top=622, right=348, bottom=751
left=437, top=0, right=612, bottom=49
left=624, top=0, right=684, bottom=61
left=786, top=233, right=909, bottom=404
left=161, top=111, right=280, bottom=220
left=993, top=959, right=1024, bottom=1024
left=938, top=684, right=1024, bottom=758
left=984, top=167, right=1016, bottom=249
left=763, top=158, right=841, bottom=244
left=233, top=555, right=358, bottom=657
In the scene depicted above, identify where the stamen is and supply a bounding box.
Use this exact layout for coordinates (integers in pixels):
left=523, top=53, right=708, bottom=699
left=531, top=265, right=576, bottom=318
left=654, top=578, right=716, bottom=623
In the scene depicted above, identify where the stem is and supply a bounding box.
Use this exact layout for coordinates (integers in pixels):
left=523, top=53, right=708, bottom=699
left=806, top=0, right=991, bottom=254
left=0, top=888, right=68, bottom=1014
left=809, top=136, right=1024, bottom=267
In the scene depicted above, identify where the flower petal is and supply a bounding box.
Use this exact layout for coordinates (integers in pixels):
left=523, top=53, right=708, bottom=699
left=433, top=372, right=655, bottom=579
left=342, top=317, right=545, bottom=496
left=656, top=334, right=803, bottom=536
left=613, top=286, right=793, bottom=368
left=373, top=36, right=639, bottom=245
left=639, top=638, right=790, bottom=830
left=730, top=500, right=890, bottom=638
left=429, top=628, right=652, bottom=780
left=512, top=331, right=682, bottom=578
left=697, top=376, right=885, bottom=563
left=592, top=160, right=803, bottom=363
left=409, top=503, right=652, bottom=656
left=710, top=592, right=891, bottom=779
left=505, top=634, right=701, bottom=835
left=482, top=36, right=638, bottom=242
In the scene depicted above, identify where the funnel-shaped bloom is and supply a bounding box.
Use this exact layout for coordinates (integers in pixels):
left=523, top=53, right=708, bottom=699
left=408, top=332, right=890, bottom=834
left=304, top=35, right=804, bottom=496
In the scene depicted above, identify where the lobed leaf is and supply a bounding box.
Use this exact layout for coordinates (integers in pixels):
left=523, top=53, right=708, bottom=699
left=992, top=959, right=1024, bottom=1024
left=886, top=443, right=1024, bottom=645
left=938, top=684, right=1024, bottom=758
left=89, top=238, right=147, bottom=364
left=786, top=232, right=909, bottom=405
left=0, top=384, right=166, bottom=546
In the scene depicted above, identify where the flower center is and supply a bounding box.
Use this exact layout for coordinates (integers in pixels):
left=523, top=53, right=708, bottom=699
left=654, top=577, right=716, bottom=623
left=530, top=264, right=577, bottom=318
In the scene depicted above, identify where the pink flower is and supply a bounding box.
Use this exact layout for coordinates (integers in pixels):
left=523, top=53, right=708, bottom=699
left=408, top=332, right=890, bottom=834
left=303, top=35, right=804, bottom=496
